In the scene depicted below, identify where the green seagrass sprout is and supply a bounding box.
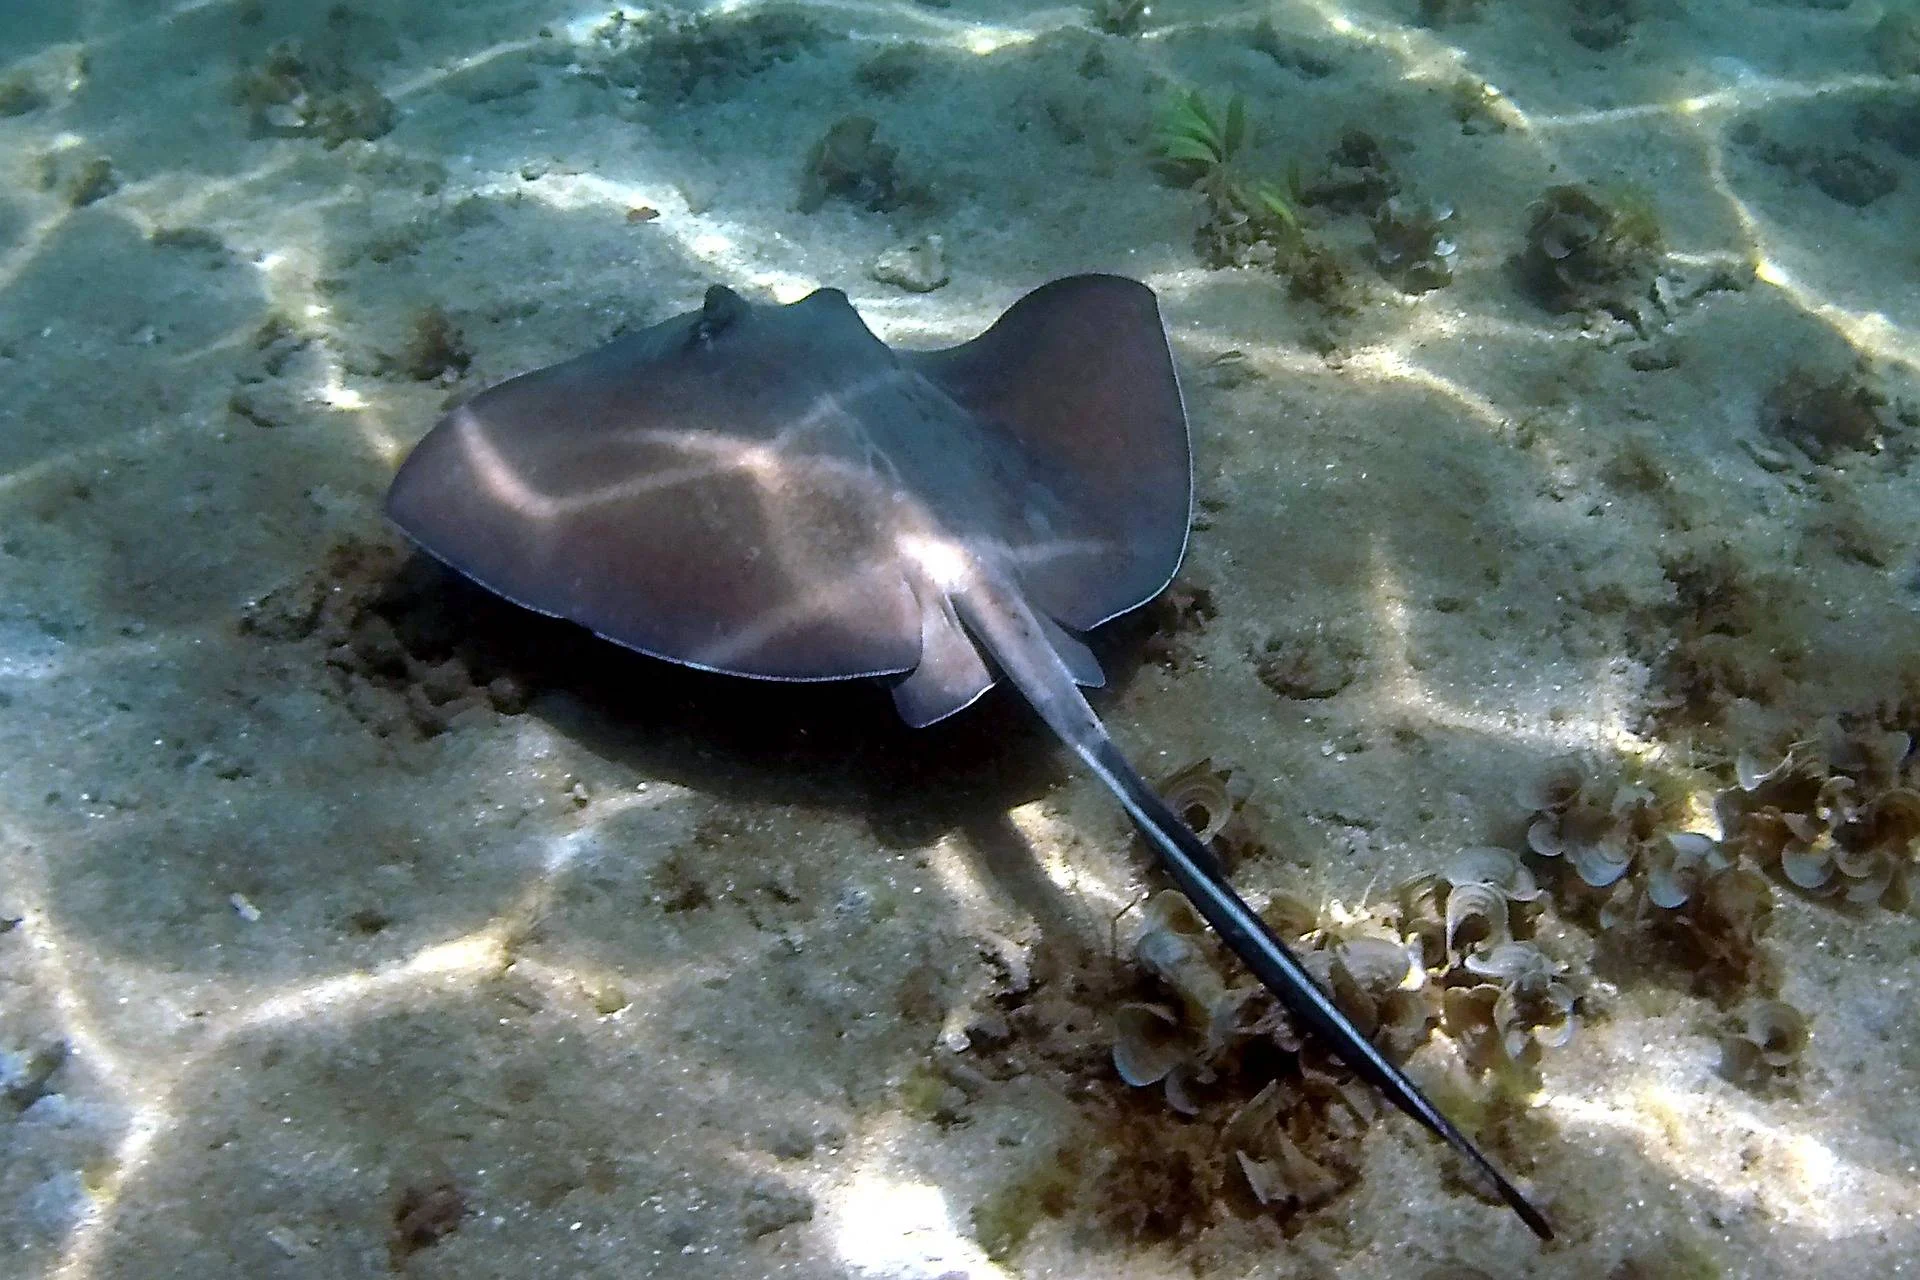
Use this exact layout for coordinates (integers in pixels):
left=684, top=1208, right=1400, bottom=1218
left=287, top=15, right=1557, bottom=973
left=1152, top=89, right=1246, bottom=177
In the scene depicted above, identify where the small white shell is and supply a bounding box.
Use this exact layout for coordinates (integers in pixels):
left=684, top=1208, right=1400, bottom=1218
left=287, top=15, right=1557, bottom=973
left=1515, top=758, right=1585, bottom=813
left=1163, top=1060, right=1211, bottom=1115
left=1139, top=935, right=1225, bottom=1020
left=1526, top=816, right=1567, bottom=858
left=1336, top=936, right=1416, bottom=993
left=1569, top=836, right=1634, bottom=888
left=1443, top=846, right=1540, bottom=900
left=1112, top=1002, right=1185, bottom=1087
left=1464, top=940, right=1551, bottom=983
left=1740, top=999, right=1809, bottom=1067
left=1444, top=881, right=1510, bottom=955
left=1779, top=841, right=1835, bottom=890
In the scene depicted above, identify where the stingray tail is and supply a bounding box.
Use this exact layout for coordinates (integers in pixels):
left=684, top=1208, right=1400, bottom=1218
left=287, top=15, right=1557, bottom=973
left=951, top=576, right=1550, bottom=1239
left=1081, top=735, right=1554, bottom=1241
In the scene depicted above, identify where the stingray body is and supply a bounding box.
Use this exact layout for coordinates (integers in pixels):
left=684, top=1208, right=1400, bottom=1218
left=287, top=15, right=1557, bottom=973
left=386, top=274, right=1551, bottom=1239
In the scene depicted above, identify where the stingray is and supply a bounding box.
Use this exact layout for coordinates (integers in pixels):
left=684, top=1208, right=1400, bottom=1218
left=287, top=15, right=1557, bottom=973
left=386, top=274, right=1553, bottom=1239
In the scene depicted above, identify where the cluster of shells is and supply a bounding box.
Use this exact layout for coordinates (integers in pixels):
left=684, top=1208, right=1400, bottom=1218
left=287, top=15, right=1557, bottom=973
left=1516, top=755, right=1775, bottom=986
left=1518, top=183, right=1658, bottom=310
left=1111, top=762, right=1579, bottom=1212
left=1521, top=723, right=1917, bottom=920
left=1370, top=197, right=1459, bottom=293
left=1106, top=727, right=1896, bottom=1211
left=1110, top=890, right=1395, bottom=1212
left=1396, top=847, right=1576, bottom=1078
left=1718, top=723, right=1916, bottom=910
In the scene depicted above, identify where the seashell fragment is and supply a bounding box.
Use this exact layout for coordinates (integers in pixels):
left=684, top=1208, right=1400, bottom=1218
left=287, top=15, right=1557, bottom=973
left=1440, top=984, right=1509, bottom=1074
left=1645, top=831, right=1723, bottom=909
left=1134, top=892, right=1231, bottom=1020
left=1444, top=880, right=1510, bottom=956
left=1163, top=1060, right=1214, bottom=1115
left=1236, top=1149, right=1286, bottom=1205
left=1596, top=878, right=1640, bottom=931
left=1491, top=966, right=1575, bottom=1057
left=1839, top=852, right=1894, bottom=906
left=1779, top=838, right=1835, bottom=890
left=1525, top=816, right=1566, bottom=858
left=1112, top=1002, right=1186, bottom=1087
left=1720, top=998, right=1808, bottom=1087
left=1336, top=936, right=1417, bottom=993
left=1742, top=1000, right=1809, bottom=1066
left=1735, top=749, right=1787, bottom=792
left=1463, top=940, right=1551, bottom=983
left=1443, top=846, right=1541, bottom=901
left=1516, top=756, right=1586, bottom=813
left=1569, top=834, right=1634, bottom=888
left=1157, top=757, right=1239, bottom=845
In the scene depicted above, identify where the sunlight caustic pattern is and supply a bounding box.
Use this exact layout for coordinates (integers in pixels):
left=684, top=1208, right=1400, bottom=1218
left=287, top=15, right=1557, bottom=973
left=3, top=0, right=1918, bottom=1274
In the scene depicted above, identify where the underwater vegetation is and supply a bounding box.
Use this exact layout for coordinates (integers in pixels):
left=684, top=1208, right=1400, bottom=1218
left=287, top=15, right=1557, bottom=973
left=32, top=152, right=118, bottom=209
left=397, top=305, right=471, bottom=384
left=855, top=43, right=929, bottom=96
left=0, top=71, right=48, bottom=117
left=1108, top=836, right=1576, bottom=1149
left=986, top=721, right=1907, bottom=1249
left=1720, top=724, right=1918, bottom=910
left=587, top=4, right=823, bottom=102
left=1300, top=131, right=1461, bottom=295
left=1152, top=100, right=1462, bottom=307
left=232, top=39, right=394, bottom=149
left=1297, top=128, right=1397, bottom=213
left=1090, top=0, right=1152, bottom=36
left=1152, top=92, right=1304, bottom=256
left=1568, top=0, right=1642, bottom=52
left=387, top=1179, right=465, bottom=1269
left=1517, top=754, right=1780, bottom=1002
left=1417, top=0, right=1489, bottom=29
left=1254, top=627, right=1363, bottom=700
left=1371, top=196, right=1459, bottom=293
left=1448, top=75, right=1509, bottom=135
left=1871, top=6, right=1920, bottom=77
left=944, top=761, right=1565, bottom=1251
left=1150, top=91, right=1349, bottom=305
left=797, top=116, right=926, bottom=214
left=240, top=538, right=534, bottom=741
left=1517, top=184, right=1662, bottom=314
left=1761, top=363, right=1892, bottom=462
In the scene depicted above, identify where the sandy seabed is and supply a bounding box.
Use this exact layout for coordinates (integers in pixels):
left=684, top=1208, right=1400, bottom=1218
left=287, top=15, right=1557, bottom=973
left=2, top=1, right=1918, bottom=1277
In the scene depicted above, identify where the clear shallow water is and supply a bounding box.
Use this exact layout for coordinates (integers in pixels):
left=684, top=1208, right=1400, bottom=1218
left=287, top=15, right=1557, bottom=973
left=1, top=2, right=1917, bottom=1277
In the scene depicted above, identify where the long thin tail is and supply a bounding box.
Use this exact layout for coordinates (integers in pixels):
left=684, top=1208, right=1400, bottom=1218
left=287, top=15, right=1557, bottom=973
left=950, top=577, right=1551, bottom=1239
left=1081, top=735, right=1554, bottom=1241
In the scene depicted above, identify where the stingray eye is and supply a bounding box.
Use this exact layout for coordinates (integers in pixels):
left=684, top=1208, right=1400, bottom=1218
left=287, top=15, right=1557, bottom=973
left=691, top=285, right=750, bottom=348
